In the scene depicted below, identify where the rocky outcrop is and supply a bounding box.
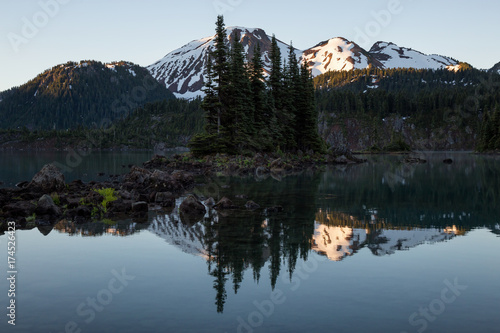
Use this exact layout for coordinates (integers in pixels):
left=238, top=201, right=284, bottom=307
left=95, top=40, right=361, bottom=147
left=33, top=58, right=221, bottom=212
left=29, top=164, right=65, bottom=192
left=35, top=194, right=62, bottom=217
left=0, top=163, right=197, bottom=229
left=179, top=195, right=206, bottom=224
left=214, top=197, right=238, bottom=210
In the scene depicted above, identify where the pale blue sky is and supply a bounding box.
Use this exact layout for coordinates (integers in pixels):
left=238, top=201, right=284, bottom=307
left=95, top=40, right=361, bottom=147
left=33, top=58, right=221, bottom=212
left=1, top=0, right=499, bottom=91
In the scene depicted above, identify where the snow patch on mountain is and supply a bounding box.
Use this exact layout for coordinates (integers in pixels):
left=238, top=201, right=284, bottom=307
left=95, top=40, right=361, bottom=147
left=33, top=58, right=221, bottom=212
left=302, top=37, right=371, bottom=76
left=148, top=27, right=301, bottom=98
left=312, top=222, right=461, bottom=261
left=370, top=42, right=458, bottom=70
left=149, top=29, right=465, bottom=98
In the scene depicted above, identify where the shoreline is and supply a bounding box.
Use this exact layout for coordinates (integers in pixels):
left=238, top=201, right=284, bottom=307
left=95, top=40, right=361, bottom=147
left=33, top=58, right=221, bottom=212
left=0, top=151, right=365, bottom=232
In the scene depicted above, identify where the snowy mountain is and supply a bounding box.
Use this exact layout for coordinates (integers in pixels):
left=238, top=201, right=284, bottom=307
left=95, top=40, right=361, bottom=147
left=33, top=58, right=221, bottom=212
left=148, top=26, right=301, bottom=99
left=303, top=37, right=382, bottom=76
left=312, top=222, right=461, bottom=261
left=148, top=28, right=463, bottom=98
left=149, top=213, right=210, bottom=259
left=369, top=41, right=459, bottom=70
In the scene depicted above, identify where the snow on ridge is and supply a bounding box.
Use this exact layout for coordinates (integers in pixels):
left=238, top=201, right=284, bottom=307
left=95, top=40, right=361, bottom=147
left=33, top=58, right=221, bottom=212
left=303, top=37, right=369, bottom=76
left=312, top=222, right=462, bottom=261
left=150, top=31, right=463, bottom=98
left=370, top=41, right=458, bottom=70
left=148, top=26, right=302, bottom=97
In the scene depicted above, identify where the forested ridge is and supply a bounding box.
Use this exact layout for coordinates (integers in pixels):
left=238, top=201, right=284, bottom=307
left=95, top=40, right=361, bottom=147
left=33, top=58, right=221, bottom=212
left=313, top=66, right=500, bottom=151
left=0, top=60, right=174, bottom=130
left=1, top=37, right=499, bottom=151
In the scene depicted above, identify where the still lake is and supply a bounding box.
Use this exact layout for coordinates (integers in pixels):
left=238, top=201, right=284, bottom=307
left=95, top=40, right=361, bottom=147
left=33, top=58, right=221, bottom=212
left=1, top=151, right=499, bottom=333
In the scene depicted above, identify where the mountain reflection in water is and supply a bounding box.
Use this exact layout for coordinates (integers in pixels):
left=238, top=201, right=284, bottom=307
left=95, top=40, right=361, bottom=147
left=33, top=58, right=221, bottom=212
left=38, top=153, right=500, bottom=313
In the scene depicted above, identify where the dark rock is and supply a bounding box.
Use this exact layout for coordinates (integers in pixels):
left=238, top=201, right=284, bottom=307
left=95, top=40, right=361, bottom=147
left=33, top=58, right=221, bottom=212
left=245, top=200, right=260, bottom=210
left=253, top=153, right=266, bottom=165
left=76, top=206, right=91, bottom=217
left=150, top=169, right=170, bottom=182
left=36, top=224, right=54, bottom=236
left=97, top=172, right=105, bottom=176
left=69, top=179, right=84, bottom=187
left=118, top=189, right=132, bottom=200
left=35, top=194, right=62, bottom=217
left=138, top=193, right=149, bottom=202
left=108, top=199, right=133, bottom=213
left=125, top=166, right=151, bottom=184
left=255, top=166, right=270, bottom=179
left=66, top=198, right=80, bottom=209
left=155, top=192, right=175, bottom=208
left=265, top=206, right=284, bottom=214
left=132, top=201, right=148, bottom=213
left=29, top=164, right=65, bottom=192
left=403, top=157, right=427, bottom=164
left=171, top=170, right=194, bottom=186
left=214, top=197, right=237, bottom=210
left=180, top=195, right=206, bottom=215
left=74, top=216, right=88, bottom=224
left=84, top=191, right=104, bottom=207
left=15, top=181, right=29, bottom=188
left=204, top=197, right=216, bottom=206
left=235, top=194, right=248, bottom=199
left=443, top=158, right=453, bottom=164
left=270, top=158, right=283, bottom=169
left=3, top=201, right=36, bottom=218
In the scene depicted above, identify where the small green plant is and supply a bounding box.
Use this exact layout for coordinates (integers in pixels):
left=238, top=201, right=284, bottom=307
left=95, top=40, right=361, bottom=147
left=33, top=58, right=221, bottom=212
left=26, top=213, right=36, bottom=222
left=101, top=218, right=116, bottom=225
left=94, top=188, right=118, bottom=213
left=91, top=206, right=100, bottom=218
left=276, top=145, right=284, bottom=157
left=51, top=193, right=61, bottom=205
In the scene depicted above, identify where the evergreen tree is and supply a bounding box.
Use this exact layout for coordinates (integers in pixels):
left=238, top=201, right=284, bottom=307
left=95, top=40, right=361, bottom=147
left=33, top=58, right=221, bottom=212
left=201, top=54, right=220, bottom=135
left=268, top=35, right=284, bottom=112
left=224, top=30, right=254, bottom=153
left=189, top=15, right=231, bottom=155
left=249, top=44, right=266, bottom=131
left=213, top=15, right=230, bottom=135
left=296, top=61, right=325, bottom=152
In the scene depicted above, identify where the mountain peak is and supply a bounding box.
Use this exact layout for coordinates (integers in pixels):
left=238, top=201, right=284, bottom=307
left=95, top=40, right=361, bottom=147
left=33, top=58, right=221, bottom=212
left=303, top=37, right=372, bottom=75
left=369, top=41, right=458, bottom=70
left=147, top=27, right=301, bottom=99
left=148, top=30, right=463, bottom=98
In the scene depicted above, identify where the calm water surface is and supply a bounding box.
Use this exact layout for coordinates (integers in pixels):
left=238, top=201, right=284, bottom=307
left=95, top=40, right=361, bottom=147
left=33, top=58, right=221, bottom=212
left=0, top=152, right=499, bottom=333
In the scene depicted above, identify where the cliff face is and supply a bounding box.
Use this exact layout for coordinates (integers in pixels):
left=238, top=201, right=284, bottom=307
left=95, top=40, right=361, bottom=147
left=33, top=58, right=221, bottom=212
left=319, top=113, right=477, bottom=151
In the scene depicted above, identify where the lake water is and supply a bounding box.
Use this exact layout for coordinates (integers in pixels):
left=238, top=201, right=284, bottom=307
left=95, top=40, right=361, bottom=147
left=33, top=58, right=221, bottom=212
left=1, top=152, right=499, bottom=333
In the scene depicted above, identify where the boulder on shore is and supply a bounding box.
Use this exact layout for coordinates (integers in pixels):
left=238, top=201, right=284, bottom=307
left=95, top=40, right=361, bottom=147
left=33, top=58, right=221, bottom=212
left=180, top=195, right=206, bottom=216
left=29, top=164, right=65, bottom=192
left=245, top=200, right=260, bottom=210
left=179, top=195, right=206, bottom=224
left=35, top=194, right=62, bottom=217
left=214, top=197, right=237, bottom=210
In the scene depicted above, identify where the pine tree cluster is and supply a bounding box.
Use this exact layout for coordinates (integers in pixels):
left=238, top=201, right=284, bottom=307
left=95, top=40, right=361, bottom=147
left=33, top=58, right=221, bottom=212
left=189, top=16, right=325, bottom=157
left=478, top=106, right=500, bottom=151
